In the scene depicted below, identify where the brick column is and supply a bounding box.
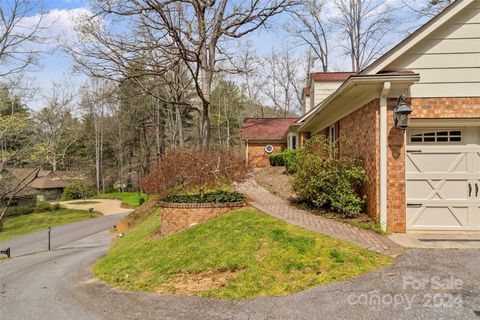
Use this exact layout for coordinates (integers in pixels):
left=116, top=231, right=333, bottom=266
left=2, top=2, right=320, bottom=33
left=298, top=132, right=311, bottom=147
left=386, top=99, right=406, bottom=233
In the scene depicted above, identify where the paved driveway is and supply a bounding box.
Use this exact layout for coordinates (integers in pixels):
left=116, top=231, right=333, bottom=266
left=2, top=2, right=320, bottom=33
left=55, top=199, right=134, bottom=215
left=1, top=230, right=479, bottom=320
left=0, top=212, right=128, bottom=257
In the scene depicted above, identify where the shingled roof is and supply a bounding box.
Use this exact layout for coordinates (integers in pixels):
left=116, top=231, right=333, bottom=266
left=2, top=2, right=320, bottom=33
left=242, top=118, right=298, bottom=141
left=7, top=168, right=86, bottom=190
left=310, top=72, right=357, bottom=82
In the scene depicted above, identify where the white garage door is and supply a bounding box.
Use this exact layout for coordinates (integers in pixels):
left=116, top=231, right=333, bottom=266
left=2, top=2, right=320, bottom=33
left=406, top=127, right=480, bottom=231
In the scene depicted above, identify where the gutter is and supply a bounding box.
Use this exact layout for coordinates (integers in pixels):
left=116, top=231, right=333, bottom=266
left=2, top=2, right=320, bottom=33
left=297, top=73, right=420, bottom=131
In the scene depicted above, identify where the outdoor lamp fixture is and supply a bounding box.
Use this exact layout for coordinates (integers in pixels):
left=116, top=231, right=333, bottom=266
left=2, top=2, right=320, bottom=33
left=393, top=95, right=413, bottom=132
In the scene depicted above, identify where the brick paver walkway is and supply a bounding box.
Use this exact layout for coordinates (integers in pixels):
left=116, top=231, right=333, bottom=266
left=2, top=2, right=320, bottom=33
left=237, top=179, right=403, bottom=257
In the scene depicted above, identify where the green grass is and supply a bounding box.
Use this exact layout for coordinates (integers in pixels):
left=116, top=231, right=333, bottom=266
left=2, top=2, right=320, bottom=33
left=0, top=209, right=102, bottom=241
left=68, top=201, right=101, bottom=205
left=94, top=208, right=392, bottom=299
left=96, top=192, right=148, bottom=208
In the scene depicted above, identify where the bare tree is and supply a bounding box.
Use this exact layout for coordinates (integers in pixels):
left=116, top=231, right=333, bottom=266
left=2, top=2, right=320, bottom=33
left=80, top=79, right=115, bottom=193
left=333, top=0, right=393, bottom=72
left=287, top=0, right=330, bottom=72
left=263, top=48, right=302, bottom=116
left=69, top=0, right=296, bottom=151
left=0, top=0, right=45, bottom=78
left=33, top=83, right=79, bottom=171
left=235, top=41, right=266, bottom=116
left=402, top=0, right=453, bottom=19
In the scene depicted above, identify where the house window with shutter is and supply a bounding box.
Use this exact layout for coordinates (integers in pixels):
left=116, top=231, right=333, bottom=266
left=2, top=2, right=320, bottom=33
left=327, top=122, right=340, bottom=155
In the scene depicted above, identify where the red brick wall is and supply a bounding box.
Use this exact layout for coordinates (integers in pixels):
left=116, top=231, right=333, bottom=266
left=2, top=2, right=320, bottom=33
left=160, top=206, right=238, bottom=235
left=299, top=132, right=311, bottom=147
left=247, top=142, right=286, bottom=167
left=411, top=97, right=480, bottom=118
left=386, top=97, right=480, bottom=233
left=339, top=99, right=380, bottom=220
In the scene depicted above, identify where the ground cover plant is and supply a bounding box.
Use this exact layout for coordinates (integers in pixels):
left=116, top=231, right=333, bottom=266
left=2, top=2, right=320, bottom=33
left=162, top=191, right=245, bottom=203
left=95, top=208, right=391, bottom=299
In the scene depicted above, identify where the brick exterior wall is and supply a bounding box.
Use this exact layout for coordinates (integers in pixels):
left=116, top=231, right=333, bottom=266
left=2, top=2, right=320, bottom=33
left=386, top=96, right=480, bottom=233
left=159, top=202, right=246, bottom=236
left=247, top=142, right=286, bottom=167
left=338, top=99, right=380, bottom=220
left=299, top=132, right=311, bottom=147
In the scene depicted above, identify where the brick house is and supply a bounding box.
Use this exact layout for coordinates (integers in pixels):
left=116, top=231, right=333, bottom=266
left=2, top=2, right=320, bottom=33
left=242, top=118, right=298, bottom=167
left=244, top=0, right=480, bottom=233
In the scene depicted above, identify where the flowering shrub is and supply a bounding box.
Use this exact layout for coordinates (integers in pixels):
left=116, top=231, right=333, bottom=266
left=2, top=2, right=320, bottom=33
left=293, top=136, right=367, bottom=218
left=140, top=149, right=250, bottom=197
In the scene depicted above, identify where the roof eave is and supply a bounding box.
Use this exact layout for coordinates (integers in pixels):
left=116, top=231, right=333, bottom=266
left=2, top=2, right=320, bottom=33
left=297, top=73, right=420, bottom=131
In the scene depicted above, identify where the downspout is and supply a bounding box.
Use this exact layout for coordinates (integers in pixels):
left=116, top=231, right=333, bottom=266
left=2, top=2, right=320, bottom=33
left=245, top=139, right=249, bottom=165
left=380, top=82, right=391, bottom=232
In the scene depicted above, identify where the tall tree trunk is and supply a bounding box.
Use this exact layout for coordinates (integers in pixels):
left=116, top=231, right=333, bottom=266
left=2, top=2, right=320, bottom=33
left=174, top=103, right=184, bottom=148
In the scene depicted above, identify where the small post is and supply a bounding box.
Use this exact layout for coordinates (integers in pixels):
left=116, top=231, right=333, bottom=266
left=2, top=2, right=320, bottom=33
left=47, top=226, right=51, bottom=251
left=88, top=208, right=93, bottom=216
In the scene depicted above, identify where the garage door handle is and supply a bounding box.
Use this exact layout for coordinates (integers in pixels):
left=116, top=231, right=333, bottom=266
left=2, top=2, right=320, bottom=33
left=468, top=183, right=472, bottom=197
left=407, top=203, right=422, bottom=208
left=476, top=183, right=479, bottom=198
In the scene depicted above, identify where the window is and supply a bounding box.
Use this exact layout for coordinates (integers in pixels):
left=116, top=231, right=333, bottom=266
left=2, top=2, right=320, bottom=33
left=264, top=145, right=274, bottom=153
left=328, top=125, right=336, bottom=144
left=291, top=136, right=297, bottom=150
left=409, top=129, right=464, bottom=144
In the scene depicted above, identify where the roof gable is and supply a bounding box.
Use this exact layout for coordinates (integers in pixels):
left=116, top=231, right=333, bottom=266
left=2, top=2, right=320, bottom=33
left=360, top=0, right=475, bottom=75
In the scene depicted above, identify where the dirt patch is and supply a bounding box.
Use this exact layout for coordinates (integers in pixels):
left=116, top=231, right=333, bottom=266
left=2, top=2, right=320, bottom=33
left=254, top=167, right=295, bottom=201
left=157, top=269, right=243, bottom=295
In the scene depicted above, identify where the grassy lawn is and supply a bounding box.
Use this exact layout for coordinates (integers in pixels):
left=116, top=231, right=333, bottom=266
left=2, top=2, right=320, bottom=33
left=96, top=192, right=148, bottom=207
left=68, top=201, right=101, bottom=205
left=0, top=209, right=102, bottom=241
left=95, top=208, right=392, bottom=299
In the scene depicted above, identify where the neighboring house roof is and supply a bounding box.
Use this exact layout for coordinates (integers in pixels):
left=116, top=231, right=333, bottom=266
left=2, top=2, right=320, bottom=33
left=1, top=170, right=38, bottom=199
left=242, top=118, right=298, bottom=141
left=310, top=72, right=357, bottom=82
left=7, top=168, right=85, bottom=190
left=360, top=0, right=473, bottom=75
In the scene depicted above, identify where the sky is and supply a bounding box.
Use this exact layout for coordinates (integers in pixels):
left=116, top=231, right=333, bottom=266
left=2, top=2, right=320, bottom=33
left=4, top=0, right=433, bottom=110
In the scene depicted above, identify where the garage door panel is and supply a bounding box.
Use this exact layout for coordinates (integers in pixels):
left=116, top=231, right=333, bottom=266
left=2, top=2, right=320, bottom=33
left=407, top=152, right=467, bottom=173
left=408, top=207, right=468, bottom=228
left=406, top=127, right=480, bottom=232
left=407, top=179, right=469, bottom=201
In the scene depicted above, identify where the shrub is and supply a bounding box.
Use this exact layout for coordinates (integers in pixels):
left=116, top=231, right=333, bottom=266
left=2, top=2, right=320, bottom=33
left=36, top=201, right=54, bottom=211
left=5, top=202, right=62, bottom=217
left=162, top=191, right=245, bottom=203
left=61, top=181, right=96, bottom=201
left=5, top=205, right=35, bottom=217
left=283, top=149, right=297, bottom=173
left=268, top=150, right=297, bottom=173
left=268, top=153, right=285, bottom=166
left=293, top=136, right=367, bottom=218
left=140, top=149, right=251, bottom=197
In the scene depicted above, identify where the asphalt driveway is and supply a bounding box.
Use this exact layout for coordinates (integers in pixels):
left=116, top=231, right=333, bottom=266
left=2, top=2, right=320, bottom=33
left=0, top=212, right=128, bottom=257
left=1, top=229, right=479, bottom=320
